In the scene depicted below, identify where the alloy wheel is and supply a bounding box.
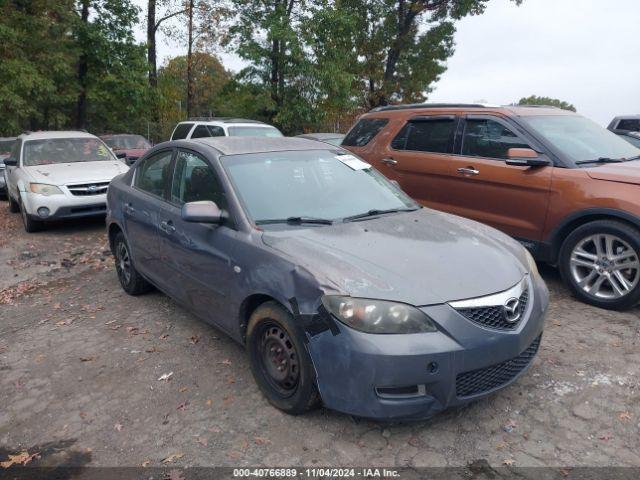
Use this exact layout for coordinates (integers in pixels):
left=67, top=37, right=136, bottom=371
left=116, top=241, right=132, bottom=286
left=570, top=233, right=640, bottom=299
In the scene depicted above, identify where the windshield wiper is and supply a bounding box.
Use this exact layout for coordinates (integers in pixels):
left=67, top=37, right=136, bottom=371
left=255, top=216, right=334, bottom=226
left=575, top=157, right=625, bottom=165
left=343, top=207, right=421, bottom=222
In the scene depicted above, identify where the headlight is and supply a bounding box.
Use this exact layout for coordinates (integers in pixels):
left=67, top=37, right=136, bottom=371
left=322, top=296, right=437, bottom=334
left=525, top=249, right=539, bottom=276
left=29, top=183, right=63, bottom=196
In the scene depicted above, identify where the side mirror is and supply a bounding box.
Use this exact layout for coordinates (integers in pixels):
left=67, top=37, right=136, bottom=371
left=505, top=148, right=550, bottom=167
left=181, top=200, right=223, bottom=224
left=3, top=157, right=17, bottom=167
left=115, top=152, right=128, bottom=160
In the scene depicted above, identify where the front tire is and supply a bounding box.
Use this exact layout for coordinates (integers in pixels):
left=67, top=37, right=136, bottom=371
left=19, top=198, right=43, bottom=232
left=247, top=302, right=320, bottom=414
left=9, top=194, right=19, bottom=213
left=113, top=232, right=152, bottom=295
left=559, top=220, right=640, bottom=310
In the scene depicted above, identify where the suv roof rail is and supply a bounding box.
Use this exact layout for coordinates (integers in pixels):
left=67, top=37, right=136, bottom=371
left=513, top=104, right=560, bottom=109
left=370, top=103, right=487, bottom=112
left=186, top=117, right=266, bottom=124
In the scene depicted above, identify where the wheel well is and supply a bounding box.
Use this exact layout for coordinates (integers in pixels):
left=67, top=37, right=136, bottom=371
left=238, top=294, right=279, bottom=343
left=551, top=214, right=640, bottom=262
left=108, top=223, right=123, bottom=255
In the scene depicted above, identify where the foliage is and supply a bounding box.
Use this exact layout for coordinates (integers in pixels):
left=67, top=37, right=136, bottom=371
left=518, top=95, right=577, bottom=112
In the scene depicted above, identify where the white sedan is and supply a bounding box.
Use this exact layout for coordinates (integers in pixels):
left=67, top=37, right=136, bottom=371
left=4, top=131, right=129, bottom=232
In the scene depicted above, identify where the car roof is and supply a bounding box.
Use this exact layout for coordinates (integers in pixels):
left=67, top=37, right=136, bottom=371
left=296, top=133, right=344, bottom=139
left=100, top=133, right=144, bottom=138
left=0, top=137, right=17, bottom=141
left=189, top=136, right=338, bottom=155
left=19, top=130, right=97, bottom=141
left=611, top=115, right=640, bottom=121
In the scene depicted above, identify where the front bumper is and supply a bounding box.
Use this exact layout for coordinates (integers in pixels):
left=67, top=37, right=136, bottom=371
left=21, top=190, right=107, bottom=221
left=306, top=273, right=548, bottom=420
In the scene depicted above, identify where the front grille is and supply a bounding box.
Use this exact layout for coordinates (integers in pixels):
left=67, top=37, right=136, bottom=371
left=67, top=182, right=110, bottom=196
left=455, top=334, right=541, bottom=398
left=456, top=288, right=529, bottom=330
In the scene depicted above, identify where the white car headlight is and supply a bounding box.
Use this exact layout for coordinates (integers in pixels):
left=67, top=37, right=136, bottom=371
left=525, top=249, right=539, bottom=276
left=322, top=296, right=437, bottom=334
left=29, top=183, right=63, bottom=196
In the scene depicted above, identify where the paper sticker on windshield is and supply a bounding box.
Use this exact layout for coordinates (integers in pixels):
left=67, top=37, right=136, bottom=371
left=336, top=154, right=371, bottom=170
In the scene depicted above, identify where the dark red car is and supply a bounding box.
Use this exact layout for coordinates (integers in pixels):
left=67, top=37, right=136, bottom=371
left=100, top=134, right=152, bottom=165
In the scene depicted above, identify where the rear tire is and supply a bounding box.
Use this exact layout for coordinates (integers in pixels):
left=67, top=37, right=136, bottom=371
left=19, top=198, right=43, bottom=232
left=113, top=232, right=153, bottom=295
left=247, top=301, right=320, bottom=414
left=559, top=220, right=640, bottom=310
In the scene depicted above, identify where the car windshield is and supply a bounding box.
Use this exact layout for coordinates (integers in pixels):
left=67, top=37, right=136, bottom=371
left=521, top=115, right=640, bottom=165
left=221, top=150, right=418, bottom=224
left=103, top=135, right=151, bottom=150
left=227, top=126, right=283, bottom=137
left=0, top=140, right=15, bottom=157
left=23, top=138, right=117, bottom=166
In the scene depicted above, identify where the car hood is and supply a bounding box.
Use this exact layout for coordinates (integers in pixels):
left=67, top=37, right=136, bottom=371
left=584, top=161, right=640, bottom=185
left=261, top=209, right=528, bottom=306
left=24, top=161, right=129, bottom=185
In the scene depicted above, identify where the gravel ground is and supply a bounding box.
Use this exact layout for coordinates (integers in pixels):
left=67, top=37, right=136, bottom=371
left=0, top=205, right=639, bottom=471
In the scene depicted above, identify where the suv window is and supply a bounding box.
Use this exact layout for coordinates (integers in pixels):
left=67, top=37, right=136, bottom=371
left=191, top=125, right=225, bottom=138
left=171, top=150, right=227, bottom=210
left=617, top=119, right=640, bottom=131
left=462, top=119, right=530, bottom=159
left=391, top=118, right=455, bottom=153
left=342, top=118, right=388, bottom=147
left=135, top=150, right=173, bottom=197
left=172, top=123, right=194, bottom=140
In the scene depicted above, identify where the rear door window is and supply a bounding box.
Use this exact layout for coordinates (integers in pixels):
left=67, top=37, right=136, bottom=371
left=191, top=125, right=225, bottom=138
left=135, top=150, right=174, bottom=198
left=171, top=123, right=194, bottom=140
left=617, top=119, right=640, bottom=131
left=342, top=118, right=388, bottom=147
left=461, top=118, right=530, bottom=160
left=391, top=118, right=456, bottom=154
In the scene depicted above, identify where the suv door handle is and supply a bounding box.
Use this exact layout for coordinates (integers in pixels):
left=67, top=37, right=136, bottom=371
left=381, top=158, right=398, bottom=166
left=457, top=167, right=479, bottom=176
left=159, top=220, right=176, bottom=234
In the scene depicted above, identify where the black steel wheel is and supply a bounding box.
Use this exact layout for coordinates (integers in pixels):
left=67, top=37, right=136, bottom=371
left=247, top=302, right=320, bottom=414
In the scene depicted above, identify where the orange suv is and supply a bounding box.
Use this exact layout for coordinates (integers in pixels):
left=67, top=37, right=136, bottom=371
left=343, top=104, right=640, bottom=310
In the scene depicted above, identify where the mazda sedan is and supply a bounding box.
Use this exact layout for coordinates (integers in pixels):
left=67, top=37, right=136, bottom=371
left=106, top=137, right=548, bottom=420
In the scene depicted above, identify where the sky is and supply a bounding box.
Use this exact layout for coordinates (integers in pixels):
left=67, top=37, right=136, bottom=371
left=135, top=0, right=640, bottom=126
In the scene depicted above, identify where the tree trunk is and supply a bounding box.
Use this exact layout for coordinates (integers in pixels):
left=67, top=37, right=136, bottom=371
left=76, top=0, right=90, bottom=129
left=147, top=0, right=157, bottom=88
left=186, top=0, right=194, bottom=118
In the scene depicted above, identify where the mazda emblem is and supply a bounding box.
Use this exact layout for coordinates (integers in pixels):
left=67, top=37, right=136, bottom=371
left=503, top=297, right=521, bottom=323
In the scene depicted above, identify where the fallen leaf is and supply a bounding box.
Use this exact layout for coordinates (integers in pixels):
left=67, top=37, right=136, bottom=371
left=560, top=468, right=572, bottom=477
left=80, top=356, right=95, bottom=362
left=159, top=333, right=169, bottom=340
left=114, top=423, right=123, bottom=432
left=167, top=469, right=185, bottom=480
left=227, top=451, right=242, bottom=460
left=177, top=400, right=189, bottom=411
left=618, top=411, right=632, bottom=421
left=126, top=326, right=139, bottom=334
left=158, top=372, right=173, bottom=382
left=495, top=442, right=507, bottom=450
left=161, top=453, right=184, bottom=464
left=503, top=458, right=515, bottom=466
left=221, top=359, right=232, bottom=366
left=206, top=399, right=213, bottom=407
left=598, top=433, right=613, bottom=441
left=196, top=437, right=208, bottom=447
left=141, top=460, right=151, bottom=467
left=0, top=451, right=39, bottom=468
left=189, top=335, right=200, bottom=344
left=254, top=436, right=271, bottom=446
left=179, top=387, right=189, bottom=393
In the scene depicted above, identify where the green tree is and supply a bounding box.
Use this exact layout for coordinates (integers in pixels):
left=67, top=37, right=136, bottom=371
left=0, top=0, right=78, bottom=134
left=517, top=95, right=576, bottom=112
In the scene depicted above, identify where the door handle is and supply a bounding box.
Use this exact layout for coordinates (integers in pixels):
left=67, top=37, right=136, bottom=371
left=457, top=167, right=479, bottom=176
left=159, top=220, right=176, bottom=234
left=124, top=202, right=135, bottom=215
left=381, top=158, right=398, bottom=166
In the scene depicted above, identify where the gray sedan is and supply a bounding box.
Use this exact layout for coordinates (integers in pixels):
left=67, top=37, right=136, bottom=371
left=106, top=137, right=548, bottom=420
